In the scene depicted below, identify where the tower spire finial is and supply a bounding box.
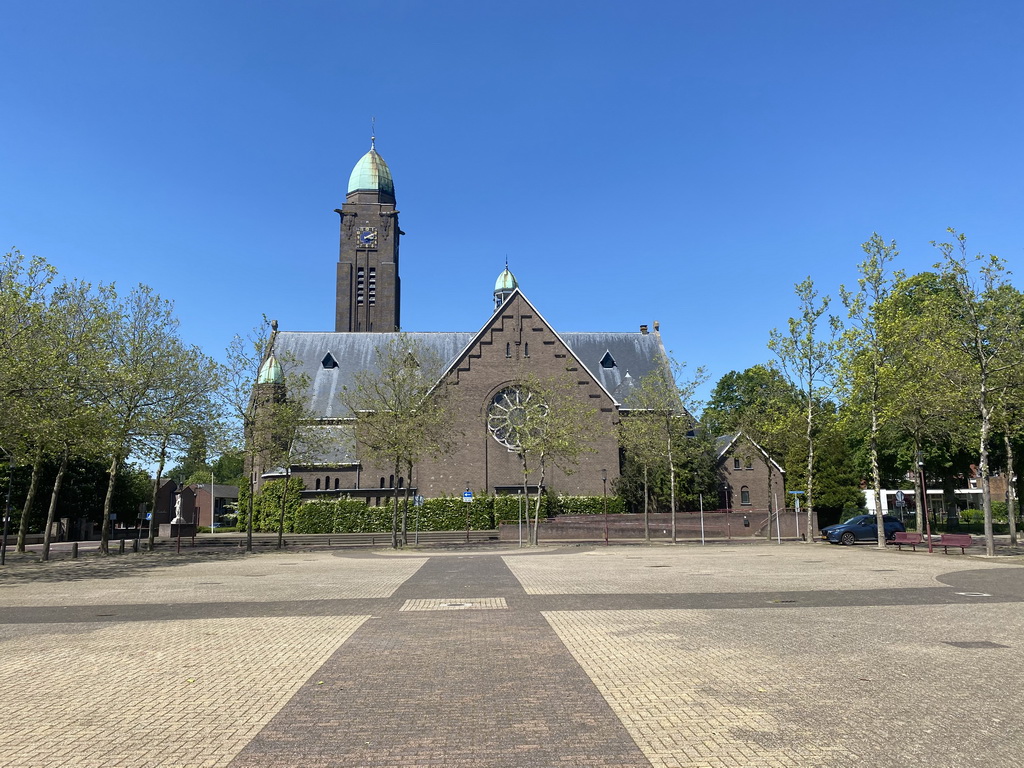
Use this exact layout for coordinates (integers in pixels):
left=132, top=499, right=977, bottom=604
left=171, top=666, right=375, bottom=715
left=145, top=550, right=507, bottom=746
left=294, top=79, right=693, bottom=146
left=370, top=116, right=376, bottom=150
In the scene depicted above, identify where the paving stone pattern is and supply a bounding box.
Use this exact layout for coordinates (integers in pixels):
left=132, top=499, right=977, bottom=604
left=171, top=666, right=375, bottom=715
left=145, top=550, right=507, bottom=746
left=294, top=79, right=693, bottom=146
left=1, top=544, right=1023, bottom=766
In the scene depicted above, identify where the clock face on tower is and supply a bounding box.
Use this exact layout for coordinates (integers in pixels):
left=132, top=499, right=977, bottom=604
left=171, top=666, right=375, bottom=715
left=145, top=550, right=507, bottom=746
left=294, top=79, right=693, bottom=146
left=356, top=227, right=378, bottom=249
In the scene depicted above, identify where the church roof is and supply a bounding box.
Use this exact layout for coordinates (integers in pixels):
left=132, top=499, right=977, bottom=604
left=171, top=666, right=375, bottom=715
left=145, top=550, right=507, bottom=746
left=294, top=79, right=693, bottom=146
left=347, top=145, right=395, bottom=197
left=272, top=325, right=670, bottom=419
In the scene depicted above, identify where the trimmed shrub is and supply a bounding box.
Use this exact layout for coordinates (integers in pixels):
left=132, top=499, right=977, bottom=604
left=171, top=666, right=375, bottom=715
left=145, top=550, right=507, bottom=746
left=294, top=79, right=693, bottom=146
left=286, top=492, right=622, bottom=533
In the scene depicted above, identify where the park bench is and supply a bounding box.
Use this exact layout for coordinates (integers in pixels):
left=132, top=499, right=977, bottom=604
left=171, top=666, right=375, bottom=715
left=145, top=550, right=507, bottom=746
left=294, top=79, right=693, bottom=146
left=889, top=531, right=923, bottom=551
left=933, top=533, right=973, bottom=554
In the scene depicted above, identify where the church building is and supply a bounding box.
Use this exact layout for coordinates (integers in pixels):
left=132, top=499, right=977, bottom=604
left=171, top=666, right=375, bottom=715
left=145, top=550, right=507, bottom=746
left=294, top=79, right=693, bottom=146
left=258, top=139, right=674, bottom=501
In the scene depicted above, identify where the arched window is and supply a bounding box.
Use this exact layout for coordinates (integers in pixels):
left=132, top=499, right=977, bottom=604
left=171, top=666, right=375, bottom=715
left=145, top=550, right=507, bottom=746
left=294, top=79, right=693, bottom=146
left=397, top=477, right=404, bottom=488
left=389, top=474, right=395, bottom=487
left=325, top=475, right=331, bottom=488
left=315, top=478, right=321, bottom=490
left=506, top=342, right=511, bottom=358
left=334, top=478, right=340, bottom=489
left=524, top=342, right=529, bottom=357
left=740, top=486, right=751, bottom=506
left=380, top=477, right=386, bottom=488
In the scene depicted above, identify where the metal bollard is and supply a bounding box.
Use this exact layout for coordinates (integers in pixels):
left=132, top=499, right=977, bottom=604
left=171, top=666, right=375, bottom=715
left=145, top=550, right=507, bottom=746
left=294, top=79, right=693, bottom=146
left=118, top=538, right=125, bottom=554
left=132, top=538, right=139, bottom=553
left=71, top=542, right=78, bottom=559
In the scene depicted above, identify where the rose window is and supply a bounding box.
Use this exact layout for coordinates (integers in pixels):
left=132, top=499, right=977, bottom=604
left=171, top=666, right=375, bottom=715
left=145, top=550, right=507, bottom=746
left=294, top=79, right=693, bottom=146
left=487, top=387, right=547, bottom=449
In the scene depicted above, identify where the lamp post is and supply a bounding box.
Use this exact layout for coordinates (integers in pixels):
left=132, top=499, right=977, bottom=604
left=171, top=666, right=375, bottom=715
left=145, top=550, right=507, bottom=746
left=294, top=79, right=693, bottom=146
left=917, top=451, right=933, bottom=553
left=601, top=469, right=608, bottom=545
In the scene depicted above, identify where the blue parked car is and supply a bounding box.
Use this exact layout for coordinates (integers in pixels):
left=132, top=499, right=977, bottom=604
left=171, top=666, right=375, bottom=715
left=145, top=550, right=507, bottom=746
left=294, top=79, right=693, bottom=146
left=820, top=514, right=906, bottom=545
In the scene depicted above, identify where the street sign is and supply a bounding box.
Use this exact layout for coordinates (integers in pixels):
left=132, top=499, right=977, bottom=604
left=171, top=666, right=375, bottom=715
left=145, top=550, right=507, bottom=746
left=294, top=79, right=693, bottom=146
left=414, top=495, right=424, bottom=507
left=462, top=491, right=473, bottom=503
left=895, top=490, right=905, bottom=503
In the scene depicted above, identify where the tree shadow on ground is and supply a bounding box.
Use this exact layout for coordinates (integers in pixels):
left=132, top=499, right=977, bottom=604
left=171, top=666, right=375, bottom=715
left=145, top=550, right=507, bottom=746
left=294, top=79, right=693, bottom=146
left=0, top=549, right=249, bottom=585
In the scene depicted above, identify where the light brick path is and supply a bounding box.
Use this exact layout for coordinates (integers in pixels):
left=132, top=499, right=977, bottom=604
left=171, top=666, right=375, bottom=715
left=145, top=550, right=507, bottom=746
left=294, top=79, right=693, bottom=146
left=0, top=615, right=367, bottom=768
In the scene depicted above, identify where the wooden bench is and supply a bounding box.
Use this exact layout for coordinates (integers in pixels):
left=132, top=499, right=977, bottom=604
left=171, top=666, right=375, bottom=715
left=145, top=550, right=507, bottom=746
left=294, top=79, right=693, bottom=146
left=933, top=533, right=973, bottom=554
left=889, top=531, right=923, bottom=551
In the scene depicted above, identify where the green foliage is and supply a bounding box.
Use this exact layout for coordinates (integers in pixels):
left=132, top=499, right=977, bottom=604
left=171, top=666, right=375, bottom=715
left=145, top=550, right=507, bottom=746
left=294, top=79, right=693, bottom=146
left=284, top=493, right=617, bottom=533
left=244, top=477, right=305, bottom=532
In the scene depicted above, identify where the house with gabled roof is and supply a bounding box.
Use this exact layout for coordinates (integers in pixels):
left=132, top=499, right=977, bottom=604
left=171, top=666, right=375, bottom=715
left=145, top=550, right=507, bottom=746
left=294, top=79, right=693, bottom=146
left=715, top=431, right=786, bottom=516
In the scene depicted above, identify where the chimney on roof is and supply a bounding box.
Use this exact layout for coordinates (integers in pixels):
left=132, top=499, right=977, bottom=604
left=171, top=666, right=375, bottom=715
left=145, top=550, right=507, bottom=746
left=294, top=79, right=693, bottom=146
left=640, top=324, right=648, bottom=335
left=653, top=321, right=660, bottom=333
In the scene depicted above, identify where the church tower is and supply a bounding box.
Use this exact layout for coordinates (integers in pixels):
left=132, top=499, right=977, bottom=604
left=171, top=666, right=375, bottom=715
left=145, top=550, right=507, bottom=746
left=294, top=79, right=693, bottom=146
left=334, top=137, right=401, bottom=332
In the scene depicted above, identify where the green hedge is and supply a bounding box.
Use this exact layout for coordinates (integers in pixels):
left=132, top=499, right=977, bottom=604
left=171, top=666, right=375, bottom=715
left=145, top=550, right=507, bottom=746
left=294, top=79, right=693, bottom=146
left=288, top=492, right=623, bottom=534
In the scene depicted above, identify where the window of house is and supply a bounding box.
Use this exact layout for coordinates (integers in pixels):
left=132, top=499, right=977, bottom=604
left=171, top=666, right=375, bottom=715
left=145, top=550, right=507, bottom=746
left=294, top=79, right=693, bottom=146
left=380, top=477, right=386, bottom=488
left=315, top=478, right=321, bottom=490
left=322, top=352, right=338, bottom=369
left=741, top=486, right=751, bottom=505
left=325, top=476, right=331, bottom=488
left=733, top=458, right=741, bottom=469
left=524, top=342, right=529, bottom=357
left=506, top=342, right=511, bottom=358
left=334, top=478, right=340, bottom=489
left=745, top=459, right=753, bottom=469
left=600, top=351, right=616, bottom=369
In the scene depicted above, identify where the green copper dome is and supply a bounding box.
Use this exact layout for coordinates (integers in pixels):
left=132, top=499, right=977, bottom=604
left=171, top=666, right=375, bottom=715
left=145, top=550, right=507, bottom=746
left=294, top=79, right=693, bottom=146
left=494, top=267, right=518, bottom=293
left=347, top=142, right=395, bottom=197
left=257, top=354, right=283, bottom=385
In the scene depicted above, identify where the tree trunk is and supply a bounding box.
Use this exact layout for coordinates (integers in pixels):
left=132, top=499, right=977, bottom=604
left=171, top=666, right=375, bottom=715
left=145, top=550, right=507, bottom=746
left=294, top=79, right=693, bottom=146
left=668, top=430, right=676, bottom=544
left=979, top=394, right=994, bottom=557
left=643, top=464, right=650, bottom=542
left=805, top=391, right=815, bottom=542
left=148, top=436, right=169, bottom=550
left=16, top=450, right=42, bottom=553
left=913, top=437, right=924, bottom=535
left=277, top=473, right=290, bottom=550
left=246, top=471, right=254, bottom=553
left=391, top=460, right=401, bottom=549
left=100, top=453, right=121, bottom=555
left=401, top=462, right=412, bottom=546
left=520, top=454, right=531, bottom=546
left=1006, top=434, right=1018, bottom=546
left=533, top=455, right=546, bottom=546
left=870, top=412, right=885, bottom=549
left=41, top=449, right=69, bottom=562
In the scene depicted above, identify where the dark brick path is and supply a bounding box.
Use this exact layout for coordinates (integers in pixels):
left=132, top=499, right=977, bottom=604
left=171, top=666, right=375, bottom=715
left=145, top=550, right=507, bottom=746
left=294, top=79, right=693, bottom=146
left=229, top=555, right=651, bottom=767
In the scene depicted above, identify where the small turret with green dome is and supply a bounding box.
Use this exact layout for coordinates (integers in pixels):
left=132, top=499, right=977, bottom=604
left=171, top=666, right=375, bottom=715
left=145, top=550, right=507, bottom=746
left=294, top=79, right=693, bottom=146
left=494, top=262, right=518, bottom=309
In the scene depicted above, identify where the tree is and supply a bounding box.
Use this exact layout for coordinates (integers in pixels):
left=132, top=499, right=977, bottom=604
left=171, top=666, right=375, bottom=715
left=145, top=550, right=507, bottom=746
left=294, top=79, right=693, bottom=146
left=223, top=319, right=317, bottom=552
left=340, top=334, right=457, bottom=548
left=839, top=233, right=902, bottom=548
left=769, top=277, right=842, bottom=541
left=488, top=370, right=601, bottom=545
left=705, top=364, right=802, bottom=528
left=94, top=285, right=190, bottom=554
left=618, top=355, right=706, bottom=542
left=928, top=230, right=1024, bottom=556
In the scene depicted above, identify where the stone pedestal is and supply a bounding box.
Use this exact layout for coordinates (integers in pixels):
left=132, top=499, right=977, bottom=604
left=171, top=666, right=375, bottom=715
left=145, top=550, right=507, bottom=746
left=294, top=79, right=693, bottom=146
left=158, top=523, right=197, bottom=538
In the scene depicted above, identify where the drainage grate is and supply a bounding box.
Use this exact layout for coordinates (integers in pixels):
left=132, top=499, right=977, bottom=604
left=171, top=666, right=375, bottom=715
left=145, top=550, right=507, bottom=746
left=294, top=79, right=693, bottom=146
left=943, top=641, right=1009, bottom=649
left=400, top=598, right=508, bottom=612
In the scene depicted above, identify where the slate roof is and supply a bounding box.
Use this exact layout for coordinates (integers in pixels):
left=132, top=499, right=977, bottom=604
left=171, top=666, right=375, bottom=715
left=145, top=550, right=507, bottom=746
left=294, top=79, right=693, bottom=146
left=271, top=327, right=671, bottom=419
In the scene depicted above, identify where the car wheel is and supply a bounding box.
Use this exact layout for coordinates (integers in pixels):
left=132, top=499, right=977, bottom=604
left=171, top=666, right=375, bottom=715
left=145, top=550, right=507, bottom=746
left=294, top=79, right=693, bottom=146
left=840, top=531, right=856, bottom=546
left=886, top=530, right=897, bottom=541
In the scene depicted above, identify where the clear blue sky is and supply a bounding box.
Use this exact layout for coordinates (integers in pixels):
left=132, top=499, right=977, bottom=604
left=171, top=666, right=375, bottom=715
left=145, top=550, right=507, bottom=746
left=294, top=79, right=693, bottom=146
left=4, top=1, right=1023, bottom=405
